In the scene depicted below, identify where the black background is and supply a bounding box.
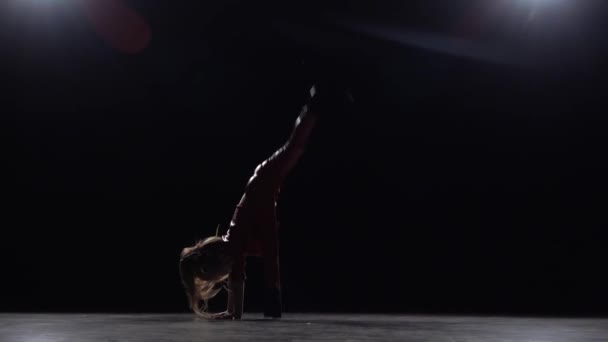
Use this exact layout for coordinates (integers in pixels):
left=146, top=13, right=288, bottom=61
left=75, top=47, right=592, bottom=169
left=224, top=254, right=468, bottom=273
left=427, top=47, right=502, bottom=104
left=2, top=0, right=607, bottom=316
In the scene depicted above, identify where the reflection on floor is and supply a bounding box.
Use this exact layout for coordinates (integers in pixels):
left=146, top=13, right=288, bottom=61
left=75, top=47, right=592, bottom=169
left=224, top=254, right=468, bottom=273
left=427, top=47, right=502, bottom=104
left=1, top=313, right=606, bottom=341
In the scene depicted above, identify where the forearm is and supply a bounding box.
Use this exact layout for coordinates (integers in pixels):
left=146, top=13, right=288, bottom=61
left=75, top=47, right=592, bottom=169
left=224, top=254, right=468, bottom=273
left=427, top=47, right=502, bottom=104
left=228, top=278, right=245, bottom=319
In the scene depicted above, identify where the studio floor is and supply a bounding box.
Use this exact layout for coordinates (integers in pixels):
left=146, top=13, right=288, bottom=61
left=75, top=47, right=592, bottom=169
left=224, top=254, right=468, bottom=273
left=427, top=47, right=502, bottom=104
left=1, top=313, right=606, bottom=341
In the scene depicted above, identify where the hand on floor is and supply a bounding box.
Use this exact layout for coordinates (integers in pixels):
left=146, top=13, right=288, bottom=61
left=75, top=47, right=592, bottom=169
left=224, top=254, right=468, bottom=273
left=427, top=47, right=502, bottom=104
left=210, top=311, right=236, bottom=320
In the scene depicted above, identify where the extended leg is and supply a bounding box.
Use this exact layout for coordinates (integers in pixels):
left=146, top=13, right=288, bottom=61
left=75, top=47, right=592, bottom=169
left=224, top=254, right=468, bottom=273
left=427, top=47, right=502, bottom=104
left=257, top=98, right=319, bottom=188
left=257, top=82, right=353, bottom=186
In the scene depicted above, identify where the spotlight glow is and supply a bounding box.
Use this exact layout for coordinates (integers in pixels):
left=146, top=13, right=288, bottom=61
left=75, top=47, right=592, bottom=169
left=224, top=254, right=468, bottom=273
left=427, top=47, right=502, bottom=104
left=3, top=0, right=71, bottom=19
left=330, top=0, right=585, bottom=69
left=2, top=0, right=152, bottom=54
left=8, top=0, right=70, bottom=9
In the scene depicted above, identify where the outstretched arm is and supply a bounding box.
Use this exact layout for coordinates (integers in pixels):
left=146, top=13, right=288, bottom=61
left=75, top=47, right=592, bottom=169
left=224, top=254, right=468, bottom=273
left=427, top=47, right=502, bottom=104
left=227, top=276, right=245, bottom=319
left=225, top=251, right=246, bottom=320
left=207, top=262, right=245, bottom=320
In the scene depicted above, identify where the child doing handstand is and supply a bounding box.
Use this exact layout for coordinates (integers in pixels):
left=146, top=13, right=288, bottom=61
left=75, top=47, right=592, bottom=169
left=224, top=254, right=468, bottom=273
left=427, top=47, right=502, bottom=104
left=179, top=82, right=350, bottom=319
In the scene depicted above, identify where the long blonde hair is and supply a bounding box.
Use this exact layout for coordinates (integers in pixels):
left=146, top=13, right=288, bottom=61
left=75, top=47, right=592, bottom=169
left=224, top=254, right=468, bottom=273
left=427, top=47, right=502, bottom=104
left=179, top=236, right=231, bottom=318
